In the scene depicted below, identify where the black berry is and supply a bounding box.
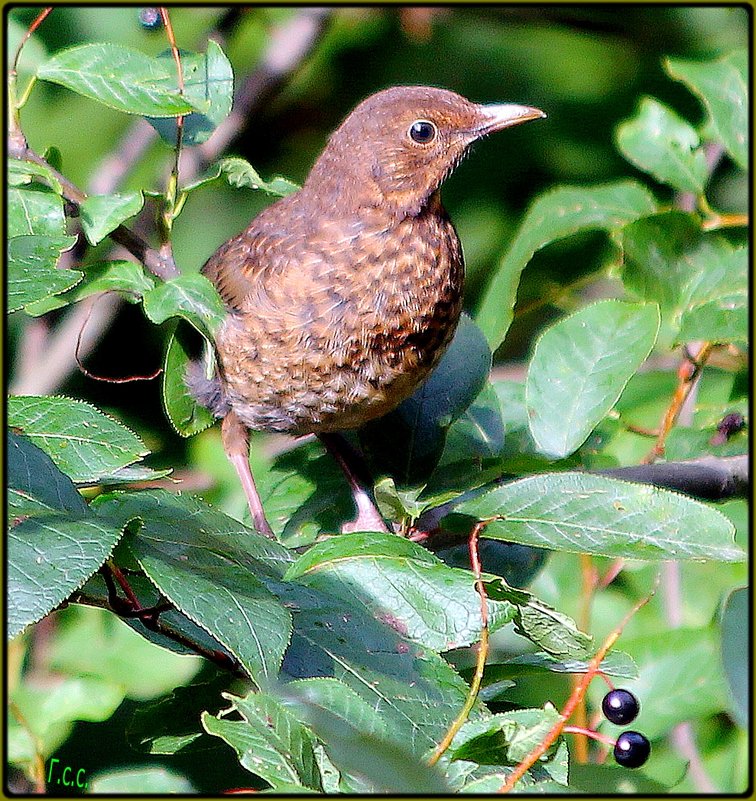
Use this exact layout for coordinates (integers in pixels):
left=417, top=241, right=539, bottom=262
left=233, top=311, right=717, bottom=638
left=138, top=8, right=163, bottom=29
left=614, top=731, right=651, bottom=768
left=602, top=688, right=640, bottom=725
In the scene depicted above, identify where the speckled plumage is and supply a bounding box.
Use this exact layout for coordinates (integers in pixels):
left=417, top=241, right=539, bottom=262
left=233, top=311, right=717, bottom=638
left=197, top=87, right=544, bottom=438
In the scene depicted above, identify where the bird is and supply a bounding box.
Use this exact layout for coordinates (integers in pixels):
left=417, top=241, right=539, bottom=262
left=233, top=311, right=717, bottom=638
left=189, top=85, right=545, bottom=537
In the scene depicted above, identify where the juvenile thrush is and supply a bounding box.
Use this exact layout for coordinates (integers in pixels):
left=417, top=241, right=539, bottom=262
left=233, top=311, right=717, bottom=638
left=190, top=86, right=545, bottom=536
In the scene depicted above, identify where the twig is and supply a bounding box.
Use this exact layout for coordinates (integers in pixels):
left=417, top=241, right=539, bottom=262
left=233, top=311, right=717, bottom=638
left=74, top=295, right=162, bottom=383
left=10, top=294, right=121, bottom=396
left=571, top=553, right=598, bottom=763
left=8, top=7, right=52, bottom=147
left=74, top=588, right=245, bottom=678
left=498, top=581, right=657, bottom=793
left=428, top=518, right=493, bottom=766
left=598, top=454, right=749, bottom=501
left=10, top=6, right=52, bottom=74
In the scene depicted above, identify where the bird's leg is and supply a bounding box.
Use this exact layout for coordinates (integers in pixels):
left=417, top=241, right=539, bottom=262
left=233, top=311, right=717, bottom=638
left=318, top=432, right=390, bottom=533
left=221, top=410, right=275, bottom=538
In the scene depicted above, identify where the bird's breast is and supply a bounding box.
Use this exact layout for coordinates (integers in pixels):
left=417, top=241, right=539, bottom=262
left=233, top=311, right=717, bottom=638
left=216, top=203, right=464, bottom=434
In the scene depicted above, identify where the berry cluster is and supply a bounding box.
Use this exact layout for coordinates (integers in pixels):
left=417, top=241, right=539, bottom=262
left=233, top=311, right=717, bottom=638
left=602, top=689, right=650, bottom=769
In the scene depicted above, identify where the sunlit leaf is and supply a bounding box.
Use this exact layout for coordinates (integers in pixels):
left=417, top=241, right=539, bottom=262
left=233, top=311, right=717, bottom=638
left=526, top=301, right=660, bottom=458
left=37, top=43, right=201, bottom=116
left=475, top=181, right=656, bottom=350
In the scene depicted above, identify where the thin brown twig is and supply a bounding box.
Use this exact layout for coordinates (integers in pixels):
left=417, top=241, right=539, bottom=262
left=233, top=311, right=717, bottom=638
left=428, top=518, right=494, bottom=766
left=644, top=342, right=715, bottom=463
left=11, top=6, right=52, bottom=74
left=74, top=295, right=162, bottom=383
left=498, top=580, right=658, bottom=793
left=571, top=552, right=598, bottom=763
left=74, top=588, right=244, bottom=678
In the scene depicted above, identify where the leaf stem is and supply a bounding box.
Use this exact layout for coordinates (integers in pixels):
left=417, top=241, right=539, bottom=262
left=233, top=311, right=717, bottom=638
left=158, top=7, right=185, bottom=240
left=427, top=518, right=494, bottom=766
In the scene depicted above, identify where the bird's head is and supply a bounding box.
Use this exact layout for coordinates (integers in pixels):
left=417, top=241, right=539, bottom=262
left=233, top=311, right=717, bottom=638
left=304, top=85, right=545, bottom=218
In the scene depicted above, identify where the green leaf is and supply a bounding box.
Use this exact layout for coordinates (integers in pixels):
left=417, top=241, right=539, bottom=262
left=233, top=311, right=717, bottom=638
left=451, top=705, right=562, bottom=765
left=7, top=431, right=87, bottom=521
left=7, top=235, right=80, bottom=312
left=480, top=650, right=638, bottom=692
left=439, top=382, right=506, bottom=466
left=615, top=97, right=708, bottom=193
left=162, top=326, right=216, bottom=438
left=88, top=768, right=195, bottom=794
left=268, top=577, right=487, bottom=758
left=258, top=441, right=357, bottom=544
left=280, top=679, right=450, bottom=794
left=677, top=242, right=747, bottom=345
left=93, top=490, right=294, bottom=684
left=567, top=764, right=670, bottom=794
left=146, top=41, right=234, bottom=146
left=64, top=259, right=155, bottom=303
left=202, top=691, right=323, bottom=791
left=8, top=395, right=149, bottom=483
left=7, top=448, right=138, bottom=640
left=475, top=181, right=657, bottom=350
left=621, top=212, right=703, bottom=312
left=7, top=157, right=63, bottom=193
left=526, top=301, right=660, bottom=458
left=217, top=157, right=299, bottom=197
left=359, top=314, right=491, bottom=484
left=143, top=273, right=226, bottom=338
left=285, top=532, right=517, bottom=651
left=450, top=472, right=744, bottom=562
left=666, top=49, right=748, bottom=170
left=721, top=587, right=748, bottom=727
left=8, top=185, right=66, bottom=238
left=94, top=464, right=173, bottom=485
left=483, top=580, right=592, bottom=658
left=37, top=43, right=200, bottom=117
left=79, top=191, right=144, bottom=246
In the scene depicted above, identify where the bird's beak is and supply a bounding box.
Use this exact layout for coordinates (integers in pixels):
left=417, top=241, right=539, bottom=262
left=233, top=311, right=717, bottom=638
left=476, top=103, right=546, bottom=134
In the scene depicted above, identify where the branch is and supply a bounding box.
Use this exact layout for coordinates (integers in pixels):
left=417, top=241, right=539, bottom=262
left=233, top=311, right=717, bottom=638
left=416, top=455, right=748, bottom=552
left=598, top=454, right=748, bottom=501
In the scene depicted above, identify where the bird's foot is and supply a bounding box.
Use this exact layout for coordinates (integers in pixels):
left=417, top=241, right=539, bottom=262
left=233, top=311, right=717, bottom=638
left=341, top=484, right=390, bottom=533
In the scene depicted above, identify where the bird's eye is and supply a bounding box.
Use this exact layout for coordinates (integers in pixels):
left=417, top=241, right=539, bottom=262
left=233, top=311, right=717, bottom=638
left=408, top=120, right=437, bottom=144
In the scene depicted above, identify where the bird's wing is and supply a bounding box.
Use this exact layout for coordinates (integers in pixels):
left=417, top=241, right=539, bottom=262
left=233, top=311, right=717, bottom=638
left=201, top=193, right=303, bottom=312
left=202, top=233, right=268, bottom=312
